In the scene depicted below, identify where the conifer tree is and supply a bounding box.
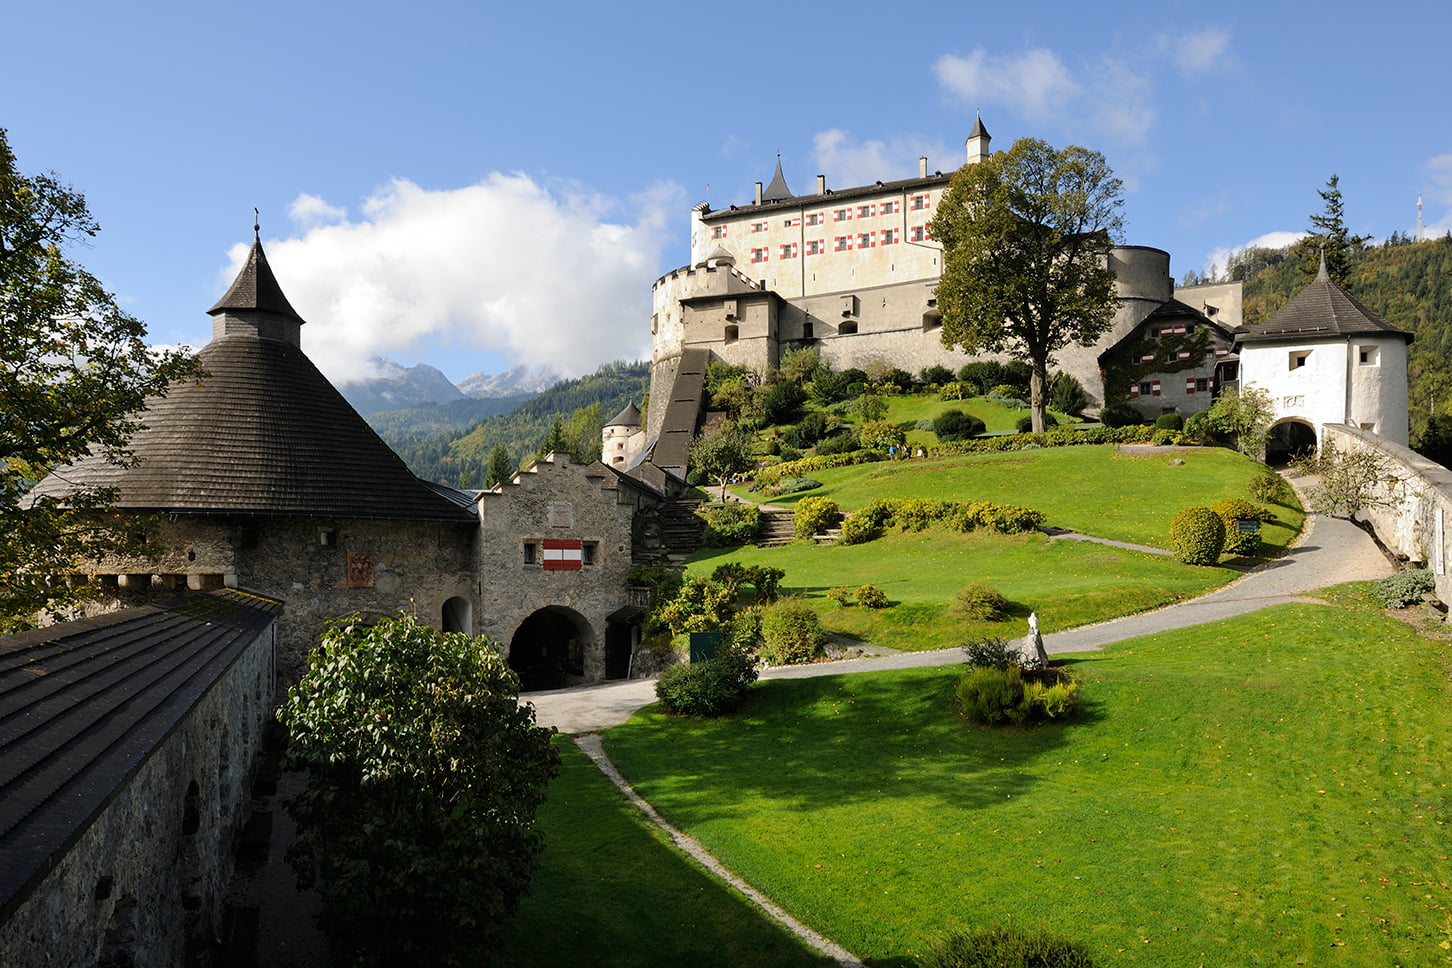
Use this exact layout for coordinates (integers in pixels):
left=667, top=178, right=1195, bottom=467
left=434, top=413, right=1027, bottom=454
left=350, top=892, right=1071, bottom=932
left=1294, top=174, right=1371, bottom=284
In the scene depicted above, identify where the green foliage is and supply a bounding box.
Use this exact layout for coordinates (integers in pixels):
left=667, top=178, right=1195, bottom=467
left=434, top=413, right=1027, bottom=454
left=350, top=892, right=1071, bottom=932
left=859, top=420, right=907, bottom=451
left=826, top=586, right=852, bottom=606
left=931, top=137, right=1123, bottom=433
left=934, top=408, right=986, bottom=441
left=1150, top=429, right=1182, bottom=446
left=655, top=578, right=736, bottom=636
left=1206, top=384, right=1275, bottom=455
left=654, top=640, right=759, bottom=717
left=1098, top=403, right=1144, bottom=428
left=777, top=347, right=821, bottom=384
left=771, top=477, right=823, bottom=495
left=1211, top=497, right=1270, bottom=556
left=837, top=513, right=880, bottom=546
left=1016, top=412, right=1058, bottom=433
left=1372, top=569, right=1436, bottom=608
left=1294, top=438, right=1404, bottom=520
left=754, top=449, right=887, bottom=487
left=1, top=131, right=204, bottom=629
left=808, top=369, right=855, bottom=405
left=1292, top=174, right=1371, bottom=284
left=1049, top=372, right=1088, bottom=415
left=954, top=582, right=1009, bottom=621
left=814, top=431, right=860, bottom=456
left=1247, top=470, right=1291, bottom=504
left=920, top=925, right=1098, bottom=968
left=1155, top=413, right=1184, bottom=431
left=485, top=442, right=514, bottom=488
left=698, top=501, right=761, bottom=547
left=758, top=599, right=826, bottom=665
left=279, top=613, right=559, bottom=966
left=1169, top=506, right=1226, bottom=565
left=955, top=664, right=1027, bottom=725
left=759, top=379, right=807, bottom=425
left=780, top=411, right=830, bottom=449
left=850, top=393, right=889, bottom=422
left=689, top=423, right=756, bottom=500
left=920, top=364, right=956, bottom=385
left=961, top=635, right=1017, bottom=670
left=793, top=495, right=840, bottom=538
left=1414, top=413, right=1452, bottom=468
left=855, top=584, right=890, bottom=609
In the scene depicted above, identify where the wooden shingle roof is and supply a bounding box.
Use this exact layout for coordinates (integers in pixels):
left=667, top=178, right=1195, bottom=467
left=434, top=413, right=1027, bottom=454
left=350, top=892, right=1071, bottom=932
left=1239, top=259, right=1412, bottom=345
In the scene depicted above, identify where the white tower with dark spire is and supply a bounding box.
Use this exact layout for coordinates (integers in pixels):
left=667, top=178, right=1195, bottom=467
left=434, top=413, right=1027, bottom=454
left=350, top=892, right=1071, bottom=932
left=966, top=113, right=991, bottom=166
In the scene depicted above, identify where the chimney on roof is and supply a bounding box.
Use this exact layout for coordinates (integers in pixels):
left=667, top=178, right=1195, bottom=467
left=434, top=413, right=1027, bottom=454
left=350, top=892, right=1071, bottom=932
left=919, top=156, right=928, bottom=178
left=816, top=174, right=826, bottom=195
left=755, top=182, right=763, bottom=205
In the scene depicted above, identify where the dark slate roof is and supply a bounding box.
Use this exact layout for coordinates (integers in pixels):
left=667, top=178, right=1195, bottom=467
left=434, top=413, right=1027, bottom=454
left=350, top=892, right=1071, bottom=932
left=762, top=156, right=793, bottom=202
left=28, top=335, right=476, bottom=521
left=0, top=590, right=283, bottom=922
left=208, top=235, right=306, bottom=325
left=968, top=114, right=990, bottom=141
left=1239, top=260, right=1413, bottom=344
left=606, top=401, right=641, bottom=428
left=701, top=170, right=953, bottom=219
left=1140, top=297, right=1237, bottom=337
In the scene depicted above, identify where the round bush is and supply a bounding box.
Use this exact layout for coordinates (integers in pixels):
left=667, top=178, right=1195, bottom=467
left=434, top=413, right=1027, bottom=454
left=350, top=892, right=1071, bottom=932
left=1151, top=428, right=1181, bottom=446
left=1155, top=412, right=1184, bottom=431
left=934, top=408, right=987, bottom=441
left=1099, top=403, right=1144, bottom=428
left=837, top=514, right=880, bottom=545
left=654, top=643, right=759, bottom=717
left=758, top=599, right=826, bottom=664
left=826, top=586, right=852, bottom=606
left=1169, top=506, right=1226, bottom=565
left=793, top=495, right=840, bottom=539
left=1015, top=412, right=1059, bottom=433
left=921, top=925, right=1099, bottom=968
left=855, top=584, right=889, bottom=608
left=1247, top=471, right=1289, bottom=503
left=954, top=581, right=1009, bottom=621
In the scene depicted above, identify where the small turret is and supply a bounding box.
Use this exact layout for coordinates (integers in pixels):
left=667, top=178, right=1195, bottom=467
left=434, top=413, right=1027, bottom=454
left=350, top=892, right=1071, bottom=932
left=966, top=113, right=991, bottom=166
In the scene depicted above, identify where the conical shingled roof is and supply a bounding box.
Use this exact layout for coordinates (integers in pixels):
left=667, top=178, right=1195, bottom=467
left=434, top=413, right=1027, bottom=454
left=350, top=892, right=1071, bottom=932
left=207, top=232, right=306, bottom=325
left=28, top=239, right=476, bottom=522
left=1239, top=258, right=1412, bottom=344
left=761, top=155, right=793, bottom=202
left=606, top=401, right=641, bottom=428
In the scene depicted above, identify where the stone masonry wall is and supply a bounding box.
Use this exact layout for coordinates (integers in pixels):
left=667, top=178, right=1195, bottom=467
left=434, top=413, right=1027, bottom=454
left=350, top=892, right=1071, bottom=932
left=0, top=620, right=275, bottom=967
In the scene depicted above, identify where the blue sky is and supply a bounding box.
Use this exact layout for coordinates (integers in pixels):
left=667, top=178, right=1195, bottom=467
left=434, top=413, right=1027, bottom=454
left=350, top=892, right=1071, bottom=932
left=6, top=0, right=1450, bottom=386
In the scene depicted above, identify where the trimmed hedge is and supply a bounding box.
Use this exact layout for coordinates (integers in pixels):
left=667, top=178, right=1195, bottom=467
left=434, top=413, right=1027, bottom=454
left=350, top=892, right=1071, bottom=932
left=838, top=498, right=1044, bottom=544
left=758, top=599, right=827, bottom=664
left=794, top=495, right=841, bottom=538
left=1169, top=506, right=1226, bottom=565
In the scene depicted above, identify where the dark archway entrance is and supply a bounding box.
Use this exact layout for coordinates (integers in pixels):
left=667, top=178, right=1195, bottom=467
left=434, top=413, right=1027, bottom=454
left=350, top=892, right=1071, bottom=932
left=441, top=596, right=472, bottom=633
left=604, top=620, right=635, bottom=679
left=1266, top=419, right=1317, bottom=465
left=509, top=607, right=590, bottom=692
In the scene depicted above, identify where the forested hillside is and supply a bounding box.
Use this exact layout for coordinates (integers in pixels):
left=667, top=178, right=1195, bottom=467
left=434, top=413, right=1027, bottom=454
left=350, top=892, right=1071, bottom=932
left=1222, top=233, right=1452, bottom=437
left=379, top=361, right=649, bottom=487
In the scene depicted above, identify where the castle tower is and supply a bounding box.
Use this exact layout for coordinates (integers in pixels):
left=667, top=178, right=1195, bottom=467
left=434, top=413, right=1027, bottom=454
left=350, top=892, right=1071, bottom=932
left=966, top=113, right=991, bottom=166
left=601, top=400, right=644, bottom=468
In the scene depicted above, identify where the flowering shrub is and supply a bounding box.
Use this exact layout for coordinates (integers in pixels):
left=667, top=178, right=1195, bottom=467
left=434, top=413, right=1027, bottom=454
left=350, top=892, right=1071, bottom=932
left=855, top=584, right=890, bottom=608
left=793, top=495, right=841, bottom=538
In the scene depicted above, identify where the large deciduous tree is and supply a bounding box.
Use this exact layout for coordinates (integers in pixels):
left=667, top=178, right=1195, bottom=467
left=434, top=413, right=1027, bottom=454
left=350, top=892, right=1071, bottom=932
left=688, top=422, right=755, bottom=500
left=1293, top=174, right=1370, bottom=285
left=280, top=612, right=560, bottom=967
left=929, top=138, right=1123, bottom=432
left=0, top=128, right=200, bottom=630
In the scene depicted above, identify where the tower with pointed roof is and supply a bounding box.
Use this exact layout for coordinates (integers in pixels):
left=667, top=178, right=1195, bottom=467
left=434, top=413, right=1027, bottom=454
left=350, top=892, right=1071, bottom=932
left=1236, top=254, right=1412, bottom=455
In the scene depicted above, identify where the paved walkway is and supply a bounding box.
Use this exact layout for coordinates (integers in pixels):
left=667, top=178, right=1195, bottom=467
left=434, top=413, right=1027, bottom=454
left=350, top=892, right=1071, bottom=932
left=525, top=486, right=1394, bottom=734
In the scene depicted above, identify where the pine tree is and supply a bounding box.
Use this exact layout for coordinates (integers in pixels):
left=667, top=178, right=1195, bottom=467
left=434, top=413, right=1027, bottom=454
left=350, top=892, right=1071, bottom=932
left=486, top=443, right=513, bottom=488
left=1294, top=174, right=1371, bottom=284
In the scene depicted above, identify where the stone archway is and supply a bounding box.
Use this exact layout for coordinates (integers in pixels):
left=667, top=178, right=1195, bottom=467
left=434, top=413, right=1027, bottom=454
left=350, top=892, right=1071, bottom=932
left=509, top=606, right=593, bottom=692
left=441, top=596, right=472, bottom=634
left=1266, top=419, right=1318, bottom=465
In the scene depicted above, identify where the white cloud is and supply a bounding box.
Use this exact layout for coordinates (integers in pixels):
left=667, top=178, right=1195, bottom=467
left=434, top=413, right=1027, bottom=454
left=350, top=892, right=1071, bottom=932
left=1158, top=27, right=1232, bottom=76
left=1090, top=57, right=1156, bottom=146
left=288, top=193, right=348, bottom=230
left=1422, top=152, right=1452, bottom=236
left=1205, top=230, right=1305, bottom=278
left=220, top=174, right=681, bottom=385
left=933, top=48, right=1080, bottom=121
left=810, top=130, right=959, bottom=188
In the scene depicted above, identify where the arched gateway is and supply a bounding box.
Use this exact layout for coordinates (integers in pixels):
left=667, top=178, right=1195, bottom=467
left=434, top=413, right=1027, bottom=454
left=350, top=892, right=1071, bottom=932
left=1266, top=419, right=1317, bottom=465
left=509, top=606, right=593, bottom=692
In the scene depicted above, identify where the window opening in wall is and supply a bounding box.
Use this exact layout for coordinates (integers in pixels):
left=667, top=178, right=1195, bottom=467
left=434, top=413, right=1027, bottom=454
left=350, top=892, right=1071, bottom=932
left=725, top=324, right=739, bottom=343
left=1358, top=346, right=1380, bottom=365
left=803, top=321, right=814, bottom=338
left=1290, top=350, right=1311, bottom=370
left=523, top=542, right=538, bottom=564
left=582, top=542, right=597, bottom=566
left=1360, top=422, right=1376, bottom=431
left=839, top=321, right=858, bottom=335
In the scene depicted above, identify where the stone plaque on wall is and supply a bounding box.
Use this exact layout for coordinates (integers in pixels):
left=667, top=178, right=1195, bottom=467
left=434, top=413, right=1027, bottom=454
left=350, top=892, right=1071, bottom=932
left=346, top=551, right=375, bottom=588
left=548, top=502, right=574, bottom=528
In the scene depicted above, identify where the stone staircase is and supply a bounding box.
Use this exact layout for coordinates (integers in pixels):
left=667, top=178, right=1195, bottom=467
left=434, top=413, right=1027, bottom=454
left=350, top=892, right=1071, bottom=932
left=658, top=497, right=706, bottom=563
left=756, top=508, right=797, bottom=547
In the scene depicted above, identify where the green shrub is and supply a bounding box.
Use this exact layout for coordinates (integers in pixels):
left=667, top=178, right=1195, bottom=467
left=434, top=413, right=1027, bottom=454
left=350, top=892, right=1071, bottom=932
left=758, top=599, right=826, bottom=665
left=955, top=665, right=1027, bottom=725
left=1373, top=568, right=1436, bottom=608
left=850, top=393, right=888, bottom=422
left=772, top=476, right=822, bottom=495
left=1155, top=413, right=1185, bottom=431
left=1211, top=496, right=1274, bottom=558
left=1247, top=470, right=1290, bottom=503
left=1183, top=410, right=1212, bottom=441
left=753, top=449, right=886, bottom=487
left=759, top=380, right=806, bottom=425
left=1049, top=372, right=1088, bottom=415
left=954, top=582, right=1009, bottom=621
left=920, top=364, right=956, bottom=385
left=855, top=498, right=900, bottom=530
left=815, top=431, right=860, bottom=456
left=743, top=565, right=785, bottom=603
left=808, top=370, right=854, bottom=405
left=698, top=502, right=761, bottom=547
left=860, top=420, right=906, bottom=451
left=710, top=562, right=747, bottom=592
left=793, top=495, right=841, bottom=538
left=826, top=586, right=852, bottom=606
left=1024, top=676, right=1080, bottom=719
left=655, top=641, right=759, bottom=717
left=1151, top=429, right=1182, bottom=446
left=837, top=514, right=881, bottom=545
left=1169, top=506, right=1226, bottom=566
left=778, top=445, right=803, bottom=463
left=934, top=408, right=986, bottom=441
left=937, top=381, right=971, bottom=401
left=1016, top=412, right=1059, bottom=433
left=855, top=584, right=890, bottom=608
left=920, top=925, right=1099, bottom=968
left=655, top=579, right=736, bottom=635
left=1099, top=402, right=1144, bottom=428
left=987, top=390, right=1029, bottom=410
left=895, top=498, right=956, bottom=532
left=961, top=635, right=1016, bottom=669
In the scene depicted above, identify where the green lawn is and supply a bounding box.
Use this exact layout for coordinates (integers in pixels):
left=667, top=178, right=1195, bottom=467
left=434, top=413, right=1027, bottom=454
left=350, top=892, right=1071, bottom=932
left=687, top=529, right=1234, bottom=651
left=881, top=391, right=1070, bottom=435
left=745, top=444, right=1303, bottom=553
left=605, top=595, right=1452, bottom=966
left=497, top=739, right=838, bottom=967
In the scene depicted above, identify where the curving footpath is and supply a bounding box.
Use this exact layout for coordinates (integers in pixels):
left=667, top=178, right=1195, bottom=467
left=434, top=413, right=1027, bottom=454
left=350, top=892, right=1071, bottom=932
left=525, top=492, right=1393, bottom=734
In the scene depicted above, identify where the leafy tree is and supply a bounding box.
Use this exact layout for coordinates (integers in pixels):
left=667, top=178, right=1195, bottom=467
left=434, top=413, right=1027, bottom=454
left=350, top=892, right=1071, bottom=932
left=860, top=420, right=907, bottom=452
left=485, top=442, right=513, bottom=488
left=776, top=346, right=821, bottom=384
left=280, top=613, right=559, bottom=967
left=1414, top=413, right=1452, bottom=469
left=930, top=137, right=1123, bottom=432
left=1, top=128, right=201, bottom=630
left=1293, top=174, right=1370, bottom=284
left=1294, top=439, right=1404, bottom=522
left=850, top=393, right=888, bottom=423
left=1206, top=384, right=1275, bottom=456
left=562, top=401, right=603, bottom=463
left=688, top=422, right=755, bottom=500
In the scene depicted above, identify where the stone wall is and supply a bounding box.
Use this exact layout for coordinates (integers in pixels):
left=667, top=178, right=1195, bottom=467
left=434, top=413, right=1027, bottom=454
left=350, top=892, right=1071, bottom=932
left=1322, top=424, right=1452, bottom=606
left=0, top=615, right=276, bottom=967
